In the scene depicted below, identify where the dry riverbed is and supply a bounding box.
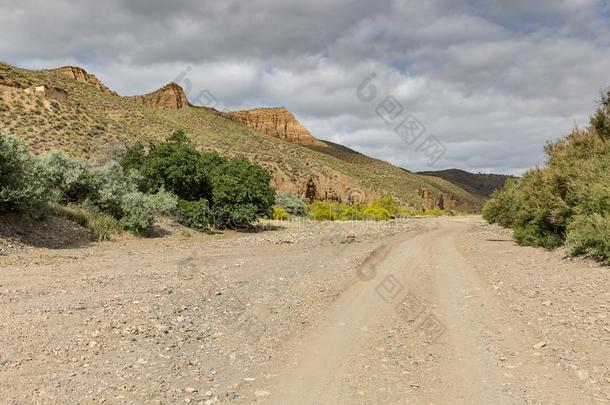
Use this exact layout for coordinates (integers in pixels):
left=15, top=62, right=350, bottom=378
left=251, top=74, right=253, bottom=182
left=0, top=216, right=608, bottom=404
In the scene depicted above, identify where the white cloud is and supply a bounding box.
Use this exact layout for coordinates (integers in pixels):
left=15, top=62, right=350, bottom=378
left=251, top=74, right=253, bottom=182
left=1, top=0, right=609, bottom=174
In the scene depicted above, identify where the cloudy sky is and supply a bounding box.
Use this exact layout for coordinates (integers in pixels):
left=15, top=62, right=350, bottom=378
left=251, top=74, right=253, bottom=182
left=2, top=0, right=610, bottom=174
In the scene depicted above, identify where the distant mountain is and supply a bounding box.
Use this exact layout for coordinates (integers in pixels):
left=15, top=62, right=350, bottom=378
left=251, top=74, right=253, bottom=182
left=0, top=62, right=482, bottom=211
left=417, top=169, right=515, bottom=198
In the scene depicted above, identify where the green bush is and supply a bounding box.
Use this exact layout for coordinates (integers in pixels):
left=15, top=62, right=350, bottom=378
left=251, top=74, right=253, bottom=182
left=0, top=134, right=179, bottom=235
left=0, top=133, right=45, bottom=213
left=272, top=206, right=289, bottom=220
left=483, top=88, right=610, bottom=260
left=210, top=157, right=275, bottom=228
left=566, top=214, right=610, bottom=263
left=275, top=192, right=307, bottom=216
left=119, top=141, right=146, bottom=173
left=368, top=196, right=402, bottom=217
left=127, top=131, right=213, bottom=201
left=3, top=129, right=274, bottom=233
left=513, top=223, right=564, bottom=249
left=309, top=201, right=349, bottom=221
left=91, top=161, right=141, bottom=218
left=176, top=199, right=211, bottom=230
left=591, top=88, right=610, bottom=140
left=51, top=204, right=89, bottom=227
left=360, top=205, right=391, bottom=220
left=89, top=212, right=122, bottom=241
left=122, top=131, right=275, bottom=229
left=423, top=207, right=446, bottom=217
left=360, top=197, right=402, bottom=220
left=482, top=178, right=520, bottom=227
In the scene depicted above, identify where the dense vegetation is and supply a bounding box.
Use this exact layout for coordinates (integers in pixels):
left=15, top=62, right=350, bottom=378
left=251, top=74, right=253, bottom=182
left=0, top=130, right=276, bottom=239
left=2, top=127, right=453, bottom=242
left=483, top=89, right=610, bottom=263
left=121, top=130, right=276, bottom=229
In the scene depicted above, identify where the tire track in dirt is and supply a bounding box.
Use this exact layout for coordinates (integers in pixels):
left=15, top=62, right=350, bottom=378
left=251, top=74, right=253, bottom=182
left=263, top=218, right=592, bottom=404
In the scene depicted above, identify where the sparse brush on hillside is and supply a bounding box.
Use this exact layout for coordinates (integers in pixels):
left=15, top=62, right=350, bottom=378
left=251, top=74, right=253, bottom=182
left=483, top=89, right=610, bottom=262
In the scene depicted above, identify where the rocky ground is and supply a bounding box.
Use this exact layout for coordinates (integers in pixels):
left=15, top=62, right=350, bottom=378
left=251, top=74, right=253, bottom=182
left=0, top=216, right=608, bottom=404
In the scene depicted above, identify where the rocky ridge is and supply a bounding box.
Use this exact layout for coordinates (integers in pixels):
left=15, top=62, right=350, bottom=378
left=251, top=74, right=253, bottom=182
left=54, top=66, right=117, bottom=95
left=131, top=82, right=191, bottom=109
left=224, top=108, right=326, bottom=146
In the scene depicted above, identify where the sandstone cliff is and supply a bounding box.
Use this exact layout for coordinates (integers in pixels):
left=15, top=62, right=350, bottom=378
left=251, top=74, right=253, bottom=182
left=131, top=83, right=190, bottom=109
left=54, top=66, right=116, bottom=95
left=224, top=108, right=325, bottom=146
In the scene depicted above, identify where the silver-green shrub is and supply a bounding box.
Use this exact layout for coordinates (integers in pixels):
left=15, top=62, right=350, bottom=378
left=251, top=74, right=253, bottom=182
left=38, top=151, right=95, bottom=203
left=275, top=191, right=307, bottom=216
left=119, top=192, right=156, bottom=234
left=149, top=187, right=178, bottom=215
left=0, top=133, right=45, bottom=213
left=91, top=161, right=141, bottom=218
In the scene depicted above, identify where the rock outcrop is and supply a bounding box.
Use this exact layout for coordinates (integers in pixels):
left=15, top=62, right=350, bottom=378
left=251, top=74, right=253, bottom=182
left=54, top=66, right=116, bottom=95
left=224, top=107, right=325, bottom=146
left=133, top=83, right=190, bottom=109
left=296, top=175, right=377, bottom=204
left=419, top=187, right=463, bottom=211
left=24, top=85, right=67, bottom=101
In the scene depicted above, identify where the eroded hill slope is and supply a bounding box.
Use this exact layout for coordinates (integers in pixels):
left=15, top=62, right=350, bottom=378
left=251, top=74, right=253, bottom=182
left=0, top=62, right=481, bottom=210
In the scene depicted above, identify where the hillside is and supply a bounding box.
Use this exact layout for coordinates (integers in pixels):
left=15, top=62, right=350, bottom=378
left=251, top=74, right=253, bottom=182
left=0, top=62, right=482, bottom=210
left=417, top=169, right=515, bottom=198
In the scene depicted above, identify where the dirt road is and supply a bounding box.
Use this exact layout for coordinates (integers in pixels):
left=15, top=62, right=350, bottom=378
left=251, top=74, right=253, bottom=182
left=268, top=218, right=606, bottom=404
left=0, top=217, right=608, bottom=404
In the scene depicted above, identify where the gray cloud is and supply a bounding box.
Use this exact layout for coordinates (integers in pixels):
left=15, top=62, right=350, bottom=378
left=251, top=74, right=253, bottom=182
left=1, top=0, right=609, bottom=174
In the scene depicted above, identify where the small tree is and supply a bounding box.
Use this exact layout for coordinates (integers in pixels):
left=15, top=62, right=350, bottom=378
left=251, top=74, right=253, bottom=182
left=119, top=142, right=146, bottom=173
left=139, top=132, right=212, bottom=201
left=210, top=157, right=275, bottom=228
